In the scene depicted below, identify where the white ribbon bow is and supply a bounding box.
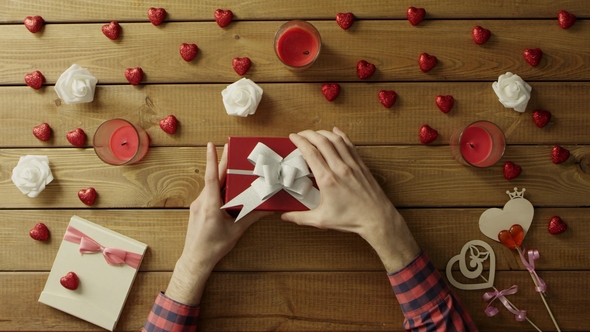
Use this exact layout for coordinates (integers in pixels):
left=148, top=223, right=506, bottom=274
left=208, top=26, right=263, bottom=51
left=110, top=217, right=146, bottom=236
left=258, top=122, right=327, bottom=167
left=221, top=142, right=321, bottom=221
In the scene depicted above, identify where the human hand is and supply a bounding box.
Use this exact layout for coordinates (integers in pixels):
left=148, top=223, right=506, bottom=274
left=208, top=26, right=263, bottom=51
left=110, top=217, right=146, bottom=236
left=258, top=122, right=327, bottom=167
left=166, top=142, right=270, bottom=305
left=282, top=128, right=420, bottom=273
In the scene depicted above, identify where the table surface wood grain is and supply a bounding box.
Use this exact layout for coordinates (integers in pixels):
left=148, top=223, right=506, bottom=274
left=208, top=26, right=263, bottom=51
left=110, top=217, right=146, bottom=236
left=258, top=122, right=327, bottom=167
left=1, top=1, right=589, bottom=331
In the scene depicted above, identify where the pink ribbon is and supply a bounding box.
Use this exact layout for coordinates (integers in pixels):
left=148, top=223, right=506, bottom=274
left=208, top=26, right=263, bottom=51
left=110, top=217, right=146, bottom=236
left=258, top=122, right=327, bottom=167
left=518, top=246, right=547, bottom=293
left=63, top=226, right=142, bottom=269
left=483, top=285, right=526, bottom=321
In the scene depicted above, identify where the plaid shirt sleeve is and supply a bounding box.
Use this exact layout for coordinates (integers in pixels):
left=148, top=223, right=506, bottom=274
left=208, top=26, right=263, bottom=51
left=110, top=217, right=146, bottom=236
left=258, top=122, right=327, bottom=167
left=142, top=292, right=200, bottom=332
left=388, top=252, right=478, bottom=332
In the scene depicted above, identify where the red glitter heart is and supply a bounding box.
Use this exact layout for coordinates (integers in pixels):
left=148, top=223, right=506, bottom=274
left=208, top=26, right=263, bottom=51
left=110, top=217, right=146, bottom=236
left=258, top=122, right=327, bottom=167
left=378, top=90, right=397, bottom=108
left=407, top=7, right=425, bottom=26
left=24, top=16, right=44, bottom=33
left=524, top=48, right=543, bottom=67
left=102, top=21, right=121, bottom=40
left=148, top=7, right=166, bottom=26
left=159, top=115, right=178, bottom=134
left=66, top=128, right=86, bottom=147
left=33, top=123, right=51, bottom=142
left=356, top=60, right=376, bottom=80
left=472, top=26, right=491, bottom=45
left=322, top=83, right=341, bottom=102
left=548, top=216, right=567, bottom=235
left=24, top=70, right=44, bottom=89
left=179, top=43, right=198, bottom=62
left=125, top=67, right=143, bottom=86
left=532, top=110, right=552, bottom=128
left=60, top=272, right=79, bottom=290
left=503, top=161, right=522, bottom=180
left=419, top=53, right=437, bottom=72
left=29, top=222, right=50, bottom=241
left=558, top=10, right=576, bottom=29
left=498, top=224, right=524, bottom=249
left=435, top=95, right=454, bottom=113
left=551, top=145, right=570, bottom=164
left=336, top=12, right=355, bottom=30
left=214, top=9, right=233, bottom=28
left=78, top=187, right=97, bottom=206
left=232, top=57, right=251, bottom=76
left=419, top=125, right=438, bottom=144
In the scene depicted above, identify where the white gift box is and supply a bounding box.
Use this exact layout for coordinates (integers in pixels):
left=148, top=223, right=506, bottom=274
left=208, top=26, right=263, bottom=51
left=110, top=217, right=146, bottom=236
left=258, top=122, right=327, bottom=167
left=39, top=216, right=147, bottom=331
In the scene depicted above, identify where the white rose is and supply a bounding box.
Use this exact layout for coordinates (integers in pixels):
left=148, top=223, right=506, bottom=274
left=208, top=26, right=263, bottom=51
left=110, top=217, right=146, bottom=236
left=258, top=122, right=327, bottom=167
left=221, top=78, right=263, bottom=117
left=11, top=155, right=54, bottom=198
left=492, top=72, right=532, bottom=113
left=54, top=64, right=98, bottom=104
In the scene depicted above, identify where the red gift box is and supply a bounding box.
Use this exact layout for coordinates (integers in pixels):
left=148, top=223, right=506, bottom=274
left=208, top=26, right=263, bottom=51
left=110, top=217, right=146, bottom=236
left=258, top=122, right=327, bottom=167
left=223, top=137, right=318, bottom=215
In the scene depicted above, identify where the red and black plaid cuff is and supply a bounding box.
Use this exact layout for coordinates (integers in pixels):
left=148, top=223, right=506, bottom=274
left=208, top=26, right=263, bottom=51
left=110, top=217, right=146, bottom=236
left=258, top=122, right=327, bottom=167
left=142, top=292, right=200, bottom=332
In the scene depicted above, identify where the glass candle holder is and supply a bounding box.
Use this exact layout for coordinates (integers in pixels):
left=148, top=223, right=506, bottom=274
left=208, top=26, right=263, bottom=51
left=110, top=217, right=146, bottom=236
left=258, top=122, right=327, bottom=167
left=450, top=121, right=506, bottom=167
left=274, top=20, right=321, bottom=70
left=93, top=119, right=149, bottom=165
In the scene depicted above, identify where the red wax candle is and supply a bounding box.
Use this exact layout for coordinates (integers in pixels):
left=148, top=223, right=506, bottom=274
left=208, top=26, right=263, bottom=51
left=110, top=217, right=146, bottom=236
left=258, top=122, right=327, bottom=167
left=93, top=119, right=149, bottom=165
left=274, top=20, right=321, bottom=69
left=451, top=121, right=505, bottom=167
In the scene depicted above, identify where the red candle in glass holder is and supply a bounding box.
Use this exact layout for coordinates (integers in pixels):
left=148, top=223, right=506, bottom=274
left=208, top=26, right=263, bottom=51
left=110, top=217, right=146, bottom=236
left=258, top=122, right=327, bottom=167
left=451, top=121, right=505, bottom=167
left=93, top=119, right=149, bottom=165
left=274, top=20, right=321, bottom=69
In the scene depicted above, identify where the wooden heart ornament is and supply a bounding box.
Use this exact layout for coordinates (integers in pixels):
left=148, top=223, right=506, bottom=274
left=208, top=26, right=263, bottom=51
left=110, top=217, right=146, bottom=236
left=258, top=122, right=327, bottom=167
left=479, top=188, right=533, bottom=243
left=446, top=240, right=496, bottom=290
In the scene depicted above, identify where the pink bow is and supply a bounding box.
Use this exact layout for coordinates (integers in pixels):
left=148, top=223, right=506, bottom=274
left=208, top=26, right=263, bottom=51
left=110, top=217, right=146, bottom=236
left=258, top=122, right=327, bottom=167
left=64, top=226, right=142, bottom=269
left=518, top=246, right=547, bottom=293
left=483, top=285, right=526, bottom=321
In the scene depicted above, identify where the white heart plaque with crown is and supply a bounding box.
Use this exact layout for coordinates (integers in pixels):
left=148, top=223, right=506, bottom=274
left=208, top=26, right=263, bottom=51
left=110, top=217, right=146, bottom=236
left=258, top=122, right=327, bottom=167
left=479, top=188, right=534, bottom=243
left=446, top=240, right=496, bottom=290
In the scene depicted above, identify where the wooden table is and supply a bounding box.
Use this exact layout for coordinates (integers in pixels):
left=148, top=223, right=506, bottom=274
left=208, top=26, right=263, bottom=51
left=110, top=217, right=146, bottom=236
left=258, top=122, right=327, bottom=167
left=1, top=1, right=589, bottom=331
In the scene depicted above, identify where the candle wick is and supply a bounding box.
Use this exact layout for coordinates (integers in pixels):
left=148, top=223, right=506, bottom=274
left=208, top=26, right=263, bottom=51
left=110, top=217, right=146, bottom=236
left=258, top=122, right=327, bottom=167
left=469, top=143, right=475, bottom=148
left=303, top=50, right=309, bottom=55
left=121, top=141, right=127, bottom=146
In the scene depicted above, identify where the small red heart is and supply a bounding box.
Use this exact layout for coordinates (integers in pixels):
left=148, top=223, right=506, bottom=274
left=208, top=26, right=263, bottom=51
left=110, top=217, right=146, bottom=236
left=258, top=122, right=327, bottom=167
left=29, top=222, right=50, bottom=241
left=232, top=57, right=251, bottom=76
left=24, top=16, right=44, bottom=33
left=472, top=26, right=491, bottom=45
left=24, top=70, right=44, bottom=89
left=551, top=145, right=570, bottom=164
left=378, top=90, right=397, bottom=108
left=214, top=9, right=233, bottom=28
left=336, top=12, right=354, bottom=30
left=548, top=216, right=567, bottom=235
left=498, top=224, right=524, bottom=249
left=419, top=53, right=437, bottom=72
left=66, top=128, right=86, bottom=147
left=524, top=48, right=543, bottom=67
left=179, top=43, right=198, bottom=62
left=322, top=83, right=341, bottom=102
left=435, top=95, right=454, bottom=113
left=148, top=7, right=166, bottom=26
left=407, top=7, right=425, bottom=26
left=357, top=60, right=376, bottom=80
left=503, top=161, right=522, bottom=180
left=60, top=272, right=79, bottom=290
left=101, top=21, right=121, bottom=40
left=558, top=10, right=576, bottom=29
left=532, top=110, right=552, bottom=128
left=419, top=125, right=438, bottom=144
left=159, top=115, right=178, bottom=134
left=33, top=123, right=51, bottom=142
left=78, top=187, right=97, bottom=206
left=125, top=67, right=143, bottom=86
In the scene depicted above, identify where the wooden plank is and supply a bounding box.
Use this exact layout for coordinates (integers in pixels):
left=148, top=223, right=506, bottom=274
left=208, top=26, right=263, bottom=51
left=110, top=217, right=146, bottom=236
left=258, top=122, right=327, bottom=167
left=2, top=82, right=590, bottom=148
left=0, top=271, right=587, bottom=331
left=1, top=146, right=589, bottom=209
left=1, top=0, right=588, bottom=22
left=1, top=208, right=588, bottom=272
left=1, top=20, right=589, bottom=84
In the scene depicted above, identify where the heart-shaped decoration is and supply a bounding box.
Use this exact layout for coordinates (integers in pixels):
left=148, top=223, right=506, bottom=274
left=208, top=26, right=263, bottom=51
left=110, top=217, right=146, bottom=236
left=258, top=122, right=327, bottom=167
left=214, top=9, right=233, bottom=28
left=419, top=124, right=438, bottom=144
left=102, top=21, right=121, bottom=40
left=407, top=7, right=425, bottom=26
left=558, top=10, right=576, bottom=29
left=472, top=26, right=491, bottom=45
left=24, top=70, right=44, bottom=90
left=548, top=216, right=567, bottom=235
left=503, top=161, right=522, bottom=180
left=179, top=43, right=198, bottom=62
left=479, top=189, right=534, bottom=243
left=33, top=123, right=51, bottom=142
left=78, top=187, right=97, bottom=206
left=232, top=57, right=251, bottom=76
left=24, top=15, right=44, bottom=33
left=524, top=48, right=543, bottom=67
left=419, top=53, right=437, bottom=72
left=29, top=222, right=50, bottom=241
left=436, top=95, right=454, bottom=113
left=125, top=67, right=143, bottom=86
left=66, top=128, right=86, bottom=147
left=498, top=224, right=524, bottom=249
left=322, top=83, right=340, bottom=102
left=446, top=240, right=496, bottom=290
left=159, top=115, right=178, bottom=134
left=357, top=60, right=375, bottom=79
left=336, top=12, right=354, bottom=30
left=551, top=145, right=570, bottom=164
left=60, top=271, right=79, bottom=290
left=378, top=90, right=397, bottom=108
left=148, top=7, right=166, bottom=26
left=532, top=110, right=551, bottom=128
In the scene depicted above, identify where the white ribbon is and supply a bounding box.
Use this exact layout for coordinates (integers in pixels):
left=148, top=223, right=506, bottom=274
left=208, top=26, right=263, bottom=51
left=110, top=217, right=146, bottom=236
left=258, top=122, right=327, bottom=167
left=221, top=142, right=320, bottom=221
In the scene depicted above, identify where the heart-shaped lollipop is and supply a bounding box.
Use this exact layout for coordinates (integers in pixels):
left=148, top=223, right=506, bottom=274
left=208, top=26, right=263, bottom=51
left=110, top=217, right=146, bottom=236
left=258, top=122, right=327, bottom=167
left=479, top=188, right=533, bottom=243
left=498, top=224, right=525, bottom=249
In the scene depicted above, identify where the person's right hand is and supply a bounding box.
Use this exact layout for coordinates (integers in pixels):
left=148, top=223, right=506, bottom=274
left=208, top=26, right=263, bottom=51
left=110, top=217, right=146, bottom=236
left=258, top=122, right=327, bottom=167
left=282, top=128, right=421, bottom=273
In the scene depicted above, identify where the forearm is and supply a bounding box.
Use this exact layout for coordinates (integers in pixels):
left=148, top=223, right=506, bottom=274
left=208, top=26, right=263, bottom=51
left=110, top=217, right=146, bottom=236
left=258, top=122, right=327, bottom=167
left=165, top=257, right=214, bottom=306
